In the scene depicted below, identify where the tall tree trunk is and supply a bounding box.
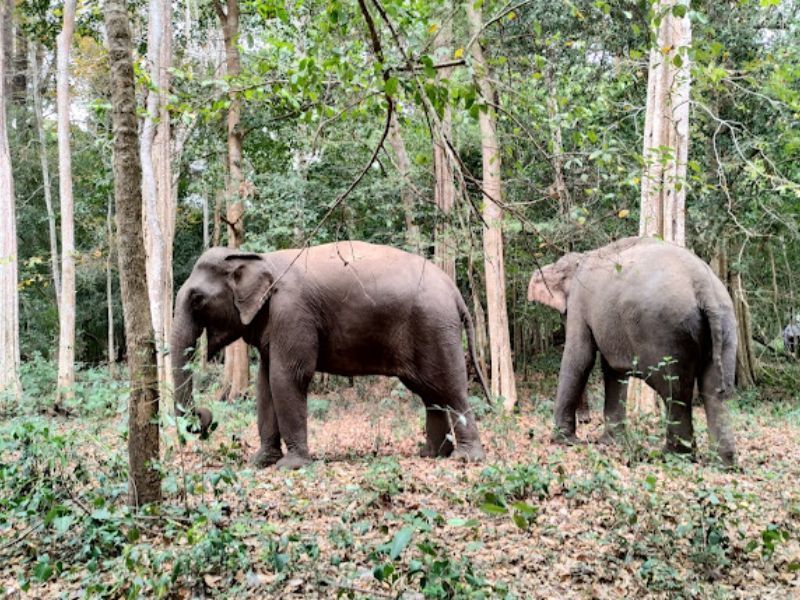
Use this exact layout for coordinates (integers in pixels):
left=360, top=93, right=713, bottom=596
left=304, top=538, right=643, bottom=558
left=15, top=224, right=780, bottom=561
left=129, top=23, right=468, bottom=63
left=466, top=1, right=517, bottom=411
left=106, top=196, right=116, bottom=372
left=11, top=19, right=26, bottom=105
left=387, top=111, right=418, bottom=247
left=55, top=0, right=77, bottom=403
left=628, top=0, right=691, bottom=414
left=104, top=0, right=161, bottom=506
left=0, top=0, right=20, bottom=397
left=545, top=64, right=570, bottom=218
left=141, top=0, right=175, bottom=400
left=216, top=0, right=249, bottom=401
left=30, top=42, right=60, bottom=310
left=433, top=10, right=456, bottom=280
left=711, top=241, right=757, bottom=387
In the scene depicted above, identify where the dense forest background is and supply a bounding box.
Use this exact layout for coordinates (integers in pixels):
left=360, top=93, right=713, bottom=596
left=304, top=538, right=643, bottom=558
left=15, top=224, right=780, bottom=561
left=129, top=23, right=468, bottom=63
left=1, top=0, right=800, bottom=596
left=6, top=0, right=799, bottom=379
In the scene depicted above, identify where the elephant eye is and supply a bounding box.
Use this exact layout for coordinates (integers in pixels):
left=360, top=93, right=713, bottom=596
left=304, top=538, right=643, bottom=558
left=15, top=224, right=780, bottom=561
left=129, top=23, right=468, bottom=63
left=190, top=289, right=206, bottom=310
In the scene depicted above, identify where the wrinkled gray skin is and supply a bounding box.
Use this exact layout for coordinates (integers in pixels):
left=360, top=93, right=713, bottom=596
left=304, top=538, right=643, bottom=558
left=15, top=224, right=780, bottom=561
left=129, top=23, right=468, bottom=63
left=172, top=241, right=489, bottom=469
left=527, top=237, right=737, bottom=466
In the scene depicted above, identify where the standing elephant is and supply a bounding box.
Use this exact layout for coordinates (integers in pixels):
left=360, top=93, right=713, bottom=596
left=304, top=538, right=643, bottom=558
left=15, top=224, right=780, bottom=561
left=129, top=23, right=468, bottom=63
left=171, top=241, right=489, bottom=469
left=783, top=322, right=800, bottom=356
left=527, top=237, right=737, bottom=466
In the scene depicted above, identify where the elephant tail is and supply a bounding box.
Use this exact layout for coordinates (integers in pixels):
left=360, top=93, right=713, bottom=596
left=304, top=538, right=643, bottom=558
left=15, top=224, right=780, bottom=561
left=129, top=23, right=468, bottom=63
left=698, top=280, right=736, bottom=395
left=458, top=295, right=492, bottom=404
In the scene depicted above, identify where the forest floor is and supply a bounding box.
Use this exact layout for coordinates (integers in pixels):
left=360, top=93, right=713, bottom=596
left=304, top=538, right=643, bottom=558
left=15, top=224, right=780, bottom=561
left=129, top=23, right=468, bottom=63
left=1, top=364, right=800, bottom=598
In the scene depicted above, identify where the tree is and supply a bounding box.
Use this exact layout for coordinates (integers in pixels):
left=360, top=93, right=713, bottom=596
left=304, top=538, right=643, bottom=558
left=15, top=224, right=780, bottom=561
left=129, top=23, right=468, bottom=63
left=55, top=0, right=76, bottom=402
left=627, top=0, right=691, bottom=413
left=0, top=0, right=20, bottom=398
left=141, top=0, right=175, bottom=398
left=433, top=9, right=456, bottom=280
left=30, top=41, right=60, bottom=311
left=215, top=0, right=249, bottom=401
left=466, top=0, right=517, bottom=411
left=387, top=111, right=417, bottom=247
left=105, top=0, right=161, bottom=506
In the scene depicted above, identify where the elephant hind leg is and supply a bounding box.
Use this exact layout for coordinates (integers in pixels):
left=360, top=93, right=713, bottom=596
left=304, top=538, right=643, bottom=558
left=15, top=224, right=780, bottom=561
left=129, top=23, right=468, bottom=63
left=651, top=370, right=696, bottom=457
left=599, top=358, right=627, bottom=444
left=401, top=377, right=484, bottom=462
left=699, top=365, right=736, bottom=467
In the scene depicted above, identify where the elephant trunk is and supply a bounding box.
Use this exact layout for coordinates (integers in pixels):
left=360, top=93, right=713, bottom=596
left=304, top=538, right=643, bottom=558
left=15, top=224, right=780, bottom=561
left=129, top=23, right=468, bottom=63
left=171, top=286, right=213, bottom=436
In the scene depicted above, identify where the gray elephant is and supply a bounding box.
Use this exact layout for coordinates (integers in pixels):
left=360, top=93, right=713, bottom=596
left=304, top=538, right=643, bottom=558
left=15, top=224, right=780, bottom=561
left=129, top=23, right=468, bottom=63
left=171, top=241, right=489, bottom=469
left=527, top=237, right=737, bottom=466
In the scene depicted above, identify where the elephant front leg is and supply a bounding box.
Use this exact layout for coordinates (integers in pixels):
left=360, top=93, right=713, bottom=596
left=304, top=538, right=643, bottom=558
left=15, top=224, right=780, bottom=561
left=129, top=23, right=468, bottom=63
left=552, top=321, right=597, bottom=444
left=250, top=356, right=284, bottom=468
left=269, top=355, right=313, bottom=470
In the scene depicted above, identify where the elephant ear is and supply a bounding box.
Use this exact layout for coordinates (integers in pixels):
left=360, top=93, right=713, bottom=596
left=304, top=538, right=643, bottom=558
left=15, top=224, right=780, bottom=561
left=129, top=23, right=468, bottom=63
left=225, top=253, right=275, bottom=325
left=527, top=266, right=568, bottom=314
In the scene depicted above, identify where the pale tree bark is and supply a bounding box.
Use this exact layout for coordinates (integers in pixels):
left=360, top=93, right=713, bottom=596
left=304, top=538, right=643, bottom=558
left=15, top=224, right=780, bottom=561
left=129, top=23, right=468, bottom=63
left=387, top=111, right=418, bottom=247
left=628, top=0, right=691, bottom=414
left=545, top=64, right=571, bottom=218
left=215, top=0, right=249, bottom=400
left=30, top=42, right=60, bottom=310
left=433, top=10, right=456, bottom=280
left=0, top=0, right=20, bottom=398
left=141, top=0, right=175, bottom=400
left=55, top=0, right=77, bottom=403
left=106, top=196, right=116, bottom=372
left=466, top=1, right=517, bottom=411
left=104, top=0, right=161, bottom=506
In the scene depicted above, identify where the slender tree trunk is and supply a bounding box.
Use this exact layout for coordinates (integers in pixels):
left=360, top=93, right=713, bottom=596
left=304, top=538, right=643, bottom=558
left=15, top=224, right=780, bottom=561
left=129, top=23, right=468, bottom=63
left=0, top=0, right=20, bottom=397
left=387, top=111, right=418, bottom=247
left=55, top=0, right=77, bottom=403
left=711, top=240, right=757, bottom=386
left=545, top=64, right=571, bottom=218
left=467, top=2, right=517, bottom=410
left=11, top=20, right=26, bottom=105
left=628, top=0, right=691, bottom=414
left=141, top=0, right=174, bottom=400
left=30, top=42, right=60, bottom=310
left=433, top=11, right=456, bottom=280
left=106, top=196, right=116, bottom=372
left=104, top=0, right=161, bottom=506
left=216, top=0, right=249, bottom=400
left=212, top=188, right=223, bottom=246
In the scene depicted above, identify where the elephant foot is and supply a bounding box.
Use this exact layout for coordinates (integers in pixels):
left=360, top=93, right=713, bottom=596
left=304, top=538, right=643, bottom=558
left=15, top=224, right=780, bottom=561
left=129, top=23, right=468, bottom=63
left=276, top=452, right=313, bottom=470
left=598, top=426, right=625, bottom=446
left=452, top=443, right=485, bottom=463
left=419, top=439, right=454, bottom=459
left=250, top=446, right=284, bottom=469
left=551, top=429, right=584, bottom=446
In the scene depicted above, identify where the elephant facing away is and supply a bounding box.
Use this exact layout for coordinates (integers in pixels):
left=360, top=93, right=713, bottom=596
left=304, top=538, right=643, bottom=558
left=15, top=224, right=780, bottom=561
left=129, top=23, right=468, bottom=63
left=527, top=237, right=737, bottom=466
left=171, top=241, right=489, bottom=469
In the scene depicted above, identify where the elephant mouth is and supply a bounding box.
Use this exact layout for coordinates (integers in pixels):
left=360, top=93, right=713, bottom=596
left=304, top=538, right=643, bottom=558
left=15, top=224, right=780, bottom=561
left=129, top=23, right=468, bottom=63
left=207, top=328, right=234, bottom=360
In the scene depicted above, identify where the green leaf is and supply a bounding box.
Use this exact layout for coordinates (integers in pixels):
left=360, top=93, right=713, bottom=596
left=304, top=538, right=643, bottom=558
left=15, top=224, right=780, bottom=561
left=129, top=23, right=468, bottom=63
left=671, top=4, right=687, bottom=18
left=384, top=76, right=398, bottom=97
left=447, top=518, right=480, bottom=528
left=480, top=503, right=508, bottom=515
left=389, top=526, right=413, bottom=560
left=52, top=515, right=75, bottom=534
left=672, top=54, right=683, bottom=68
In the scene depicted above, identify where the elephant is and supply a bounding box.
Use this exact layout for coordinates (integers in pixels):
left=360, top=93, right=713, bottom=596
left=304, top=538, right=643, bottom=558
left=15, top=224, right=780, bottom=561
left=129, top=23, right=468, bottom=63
left=171, top=241, right=489, bottom=469
left=527, top=237, right=737, bottom=466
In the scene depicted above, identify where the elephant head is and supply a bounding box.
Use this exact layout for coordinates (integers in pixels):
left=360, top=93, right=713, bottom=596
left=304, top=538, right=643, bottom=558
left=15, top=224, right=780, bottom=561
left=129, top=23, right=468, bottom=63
left=171, top=248, right=275, bottom=436
left=527, top=252, right=582, bottom=314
